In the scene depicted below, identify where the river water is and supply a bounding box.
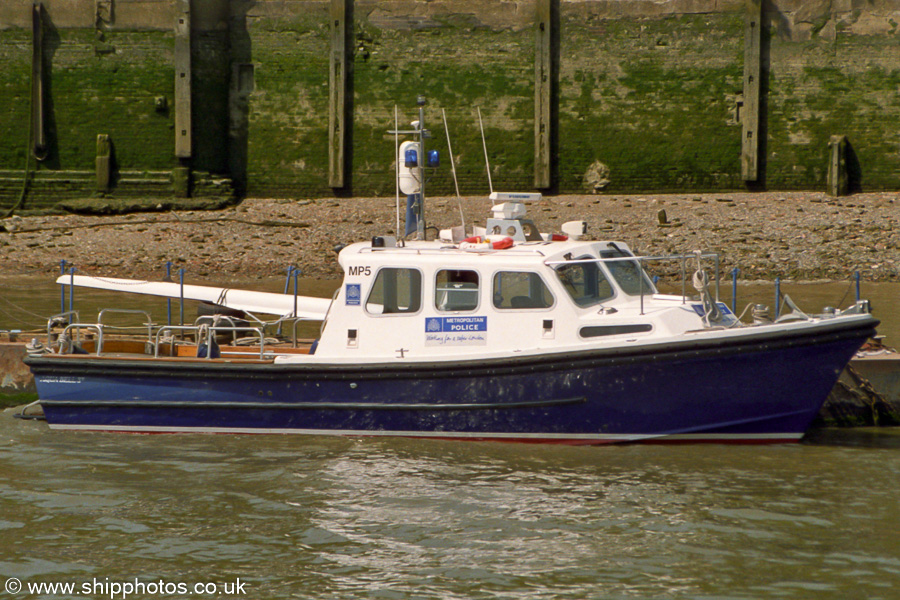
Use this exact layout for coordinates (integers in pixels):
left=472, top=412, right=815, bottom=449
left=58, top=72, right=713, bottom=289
left=0, top=276, right=898, bottom=598
left=1, top=418, right=899, bottom=599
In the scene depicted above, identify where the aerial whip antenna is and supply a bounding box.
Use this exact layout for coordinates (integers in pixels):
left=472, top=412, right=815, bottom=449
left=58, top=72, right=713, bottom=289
left=477, top=106, right=493, bottom=194
left=441, top=108, right=466, bottom=233
left=394, top=105, right=400, bottom=237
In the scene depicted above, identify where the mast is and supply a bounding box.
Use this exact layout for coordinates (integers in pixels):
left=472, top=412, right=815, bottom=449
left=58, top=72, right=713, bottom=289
left=388, top=97, right=433, bottom=240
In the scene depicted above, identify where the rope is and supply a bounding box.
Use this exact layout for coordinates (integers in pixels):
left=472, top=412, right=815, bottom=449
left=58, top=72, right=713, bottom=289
left=75, top=275, right=152, bottom=286
left=834, top=277, right=855, bottom=310
left=4, top=56, right=36, bottom=218
left=0, top=294, right=52, bottom=321
left=0, top=309, right=46, bottom=330
left=692, top=251, right=722, bottom=326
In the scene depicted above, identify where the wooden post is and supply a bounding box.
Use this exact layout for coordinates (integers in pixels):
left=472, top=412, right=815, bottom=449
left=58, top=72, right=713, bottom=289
left=329, top=0, right=352, bottom=189
left=96, top=134, right=111, bottom=192
left=827, top=135, right=849, bottom=197
left=229, top=4, right=254, bottom=197
left=174, top=0, right=192, bottom=160
left=534, top=0, right=559, bottom=190
left=534, top=0, right=557, bottom=190
left=31, top=2, right=46, bottom=158
left=228, top=62, right=254, bottom=194
left=741, top=0, right=762, bottom=182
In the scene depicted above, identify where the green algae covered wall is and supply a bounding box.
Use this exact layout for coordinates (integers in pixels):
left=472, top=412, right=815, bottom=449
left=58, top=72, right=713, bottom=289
left=0, top=0, right=899, bottom=209
left=0, top=26, right=177, bottom=209
left=765, top=26, right=900, bottom=191
left=556, top=12, right=745, bottom=193
left=246, top=12, right=536, bottom=198
left=244, top=7, right=748, bottom=198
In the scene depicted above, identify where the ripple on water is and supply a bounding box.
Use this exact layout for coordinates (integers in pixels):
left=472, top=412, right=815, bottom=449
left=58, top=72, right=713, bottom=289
left=1, top=420, right=899, bottom=599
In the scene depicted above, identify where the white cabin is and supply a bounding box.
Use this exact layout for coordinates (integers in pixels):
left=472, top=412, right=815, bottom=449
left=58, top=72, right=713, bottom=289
left=299, top=237, right=733, bottom=364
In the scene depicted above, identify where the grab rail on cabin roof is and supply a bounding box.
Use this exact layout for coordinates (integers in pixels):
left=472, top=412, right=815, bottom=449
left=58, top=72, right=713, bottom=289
left=544, top=252, right=722, bottom=316
left=356, top=245, right=550, bottom=257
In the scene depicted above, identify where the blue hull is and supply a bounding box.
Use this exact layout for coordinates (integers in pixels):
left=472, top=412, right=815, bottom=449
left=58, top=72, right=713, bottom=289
left=26, top=320, right=875, bottom=444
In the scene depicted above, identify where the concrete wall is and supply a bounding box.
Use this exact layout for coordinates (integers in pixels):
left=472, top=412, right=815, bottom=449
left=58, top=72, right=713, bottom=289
left=0, top=0, right=898, bottom=208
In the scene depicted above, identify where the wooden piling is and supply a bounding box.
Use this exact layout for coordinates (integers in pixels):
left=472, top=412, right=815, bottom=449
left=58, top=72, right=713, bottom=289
left=741, top=0, right=762, bottom=182
left=229, top=62, right=254, bottom=195
left=827, top=135, right=849, bottom=197
left=31, top=2, right=46, bottom=159
left=534, top=0, right=558, bottom=190
left=96, top=134, right=111, bottom=192
left=328, top=0, right=352, bottom=189
left=174, top=0, right=192, bottom=161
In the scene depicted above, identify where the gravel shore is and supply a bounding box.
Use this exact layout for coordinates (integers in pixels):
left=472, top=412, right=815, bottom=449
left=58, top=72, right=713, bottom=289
left=1, top=191, right=898, bottom=283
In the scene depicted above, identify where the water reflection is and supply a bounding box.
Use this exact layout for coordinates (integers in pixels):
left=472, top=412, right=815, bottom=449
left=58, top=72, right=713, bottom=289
left=805, top=426, right=900, bottom=449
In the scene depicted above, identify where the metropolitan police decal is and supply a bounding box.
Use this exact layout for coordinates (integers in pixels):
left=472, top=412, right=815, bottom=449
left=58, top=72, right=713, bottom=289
left=425, top=316, right=487, bottom=346
left=345, top=283, right=361, bottom=306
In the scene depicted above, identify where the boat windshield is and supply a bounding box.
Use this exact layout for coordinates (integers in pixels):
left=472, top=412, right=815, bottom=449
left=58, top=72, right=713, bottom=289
left=599, top=248, right=655, bottom=296
left=555, top=257, right=615, bottom=307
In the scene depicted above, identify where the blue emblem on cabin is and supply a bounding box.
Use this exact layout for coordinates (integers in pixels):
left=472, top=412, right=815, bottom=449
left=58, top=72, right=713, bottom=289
left=345, top=284, right=361, bottom=306
left=425, top=316, right=488, bottom=346
left=425, top=316, right=487, bottom=332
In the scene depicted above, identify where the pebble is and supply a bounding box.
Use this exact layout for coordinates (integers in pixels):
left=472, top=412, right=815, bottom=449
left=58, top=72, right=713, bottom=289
left=0, top=192, right=896, bottom=283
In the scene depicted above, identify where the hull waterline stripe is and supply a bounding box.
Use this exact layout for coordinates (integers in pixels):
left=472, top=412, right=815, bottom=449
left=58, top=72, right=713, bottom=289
left=40, top=396, right=586, bottom=411
left=45, top=424, right=803, bottom=443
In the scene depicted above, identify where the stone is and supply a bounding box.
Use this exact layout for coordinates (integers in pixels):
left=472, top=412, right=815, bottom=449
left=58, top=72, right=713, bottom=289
left=583, top=161, right=611, bottom=193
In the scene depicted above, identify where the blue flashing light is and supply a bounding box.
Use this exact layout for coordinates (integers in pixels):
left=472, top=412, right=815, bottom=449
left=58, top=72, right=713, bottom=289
left=404, top=148, right=418, bottom=168
left=427, top=149, right=440, bottom=167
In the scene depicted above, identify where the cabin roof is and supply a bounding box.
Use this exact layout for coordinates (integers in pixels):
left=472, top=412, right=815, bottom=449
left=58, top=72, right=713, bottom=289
left=337, top=239, right=636, bottom=270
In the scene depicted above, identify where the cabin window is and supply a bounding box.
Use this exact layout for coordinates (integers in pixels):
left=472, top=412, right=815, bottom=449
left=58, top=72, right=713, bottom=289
left=600, top=248, right=655, bottom=296
left=555, top=257, right=615, bottom=307
left=365, top=268, right=422, bottom=314
left=492, top=271, right=554, bottom=309
left=435, top=269, right=480, bottom=312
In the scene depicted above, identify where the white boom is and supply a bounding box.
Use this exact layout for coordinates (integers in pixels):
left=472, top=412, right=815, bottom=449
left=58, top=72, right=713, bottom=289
left=56, top=275, right=330, bottom=320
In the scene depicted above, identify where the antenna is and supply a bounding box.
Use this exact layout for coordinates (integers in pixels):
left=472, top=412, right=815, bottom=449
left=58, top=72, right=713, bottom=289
left=416, top=95, right=427, bottom=240
left=441, top=108, right=466, bottom=233
left=394, top=105, right=400, bottom=238
left=477, top=106, right=493, bottom=194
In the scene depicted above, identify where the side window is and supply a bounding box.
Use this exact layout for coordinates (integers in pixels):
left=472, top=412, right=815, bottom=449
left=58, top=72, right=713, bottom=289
left=365, top=268, right=422, bottom=314
left=435, top=270, right=480, bottom=312
left=556, top=258, right=615, bottom=307
left=492, top=271, right=554, bottom=309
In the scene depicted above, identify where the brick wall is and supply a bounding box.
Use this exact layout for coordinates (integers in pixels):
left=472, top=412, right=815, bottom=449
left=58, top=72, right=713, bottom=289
left=0, top=0, right=898, bottom=208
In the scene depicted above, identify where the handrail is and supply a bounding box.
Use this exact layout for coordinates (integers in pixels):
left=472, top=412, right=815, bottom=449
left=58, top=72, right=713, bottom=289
left=357, top=245, right=549, bottom=257
left=97, top=308, right=154, bottom=340
left=273, top=316, right=311, bottom=348
left=60, top=323, right=102, bottom=354
left=543, top=251, right=721, bottom=266
left=194, top=314, right=241, bottom=344
left=154, top=324, right=267, bottom=359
